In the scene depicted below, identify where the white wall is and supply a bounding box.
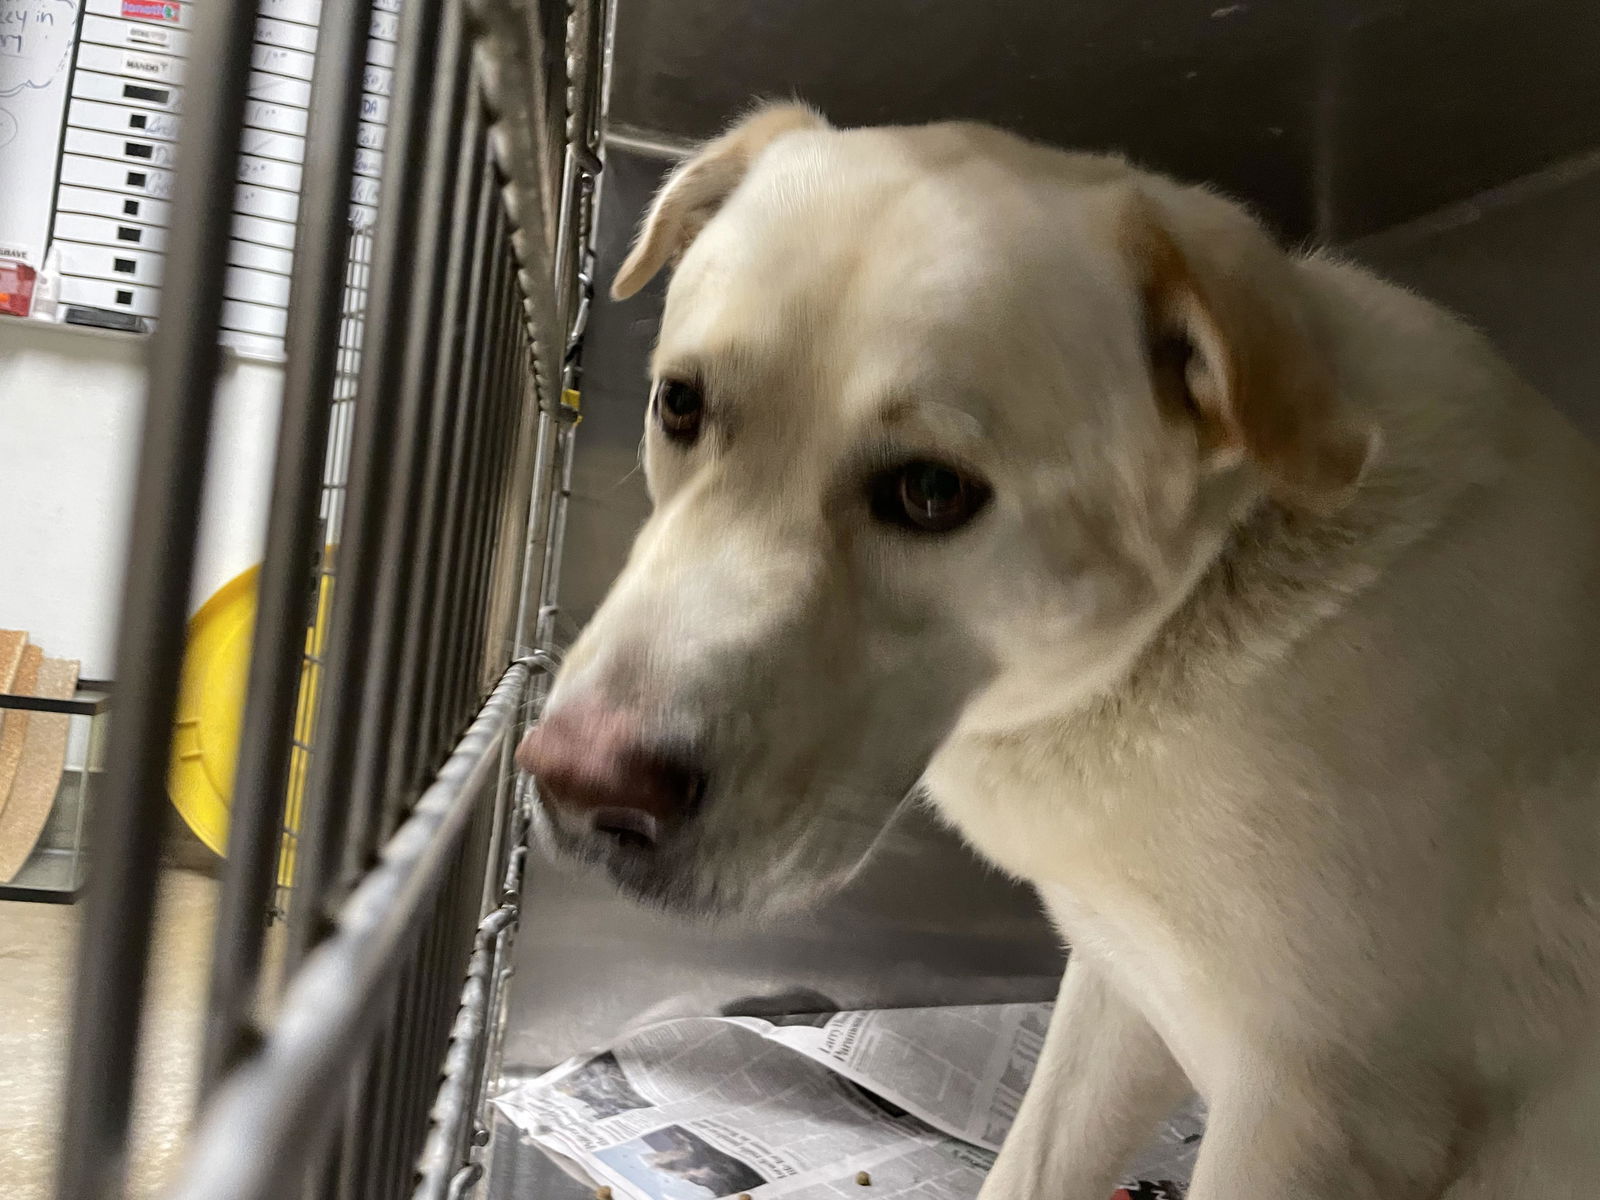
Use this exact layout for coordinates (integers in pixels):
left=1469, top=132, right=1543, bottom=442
left=0, top=319, right=282, bottom=679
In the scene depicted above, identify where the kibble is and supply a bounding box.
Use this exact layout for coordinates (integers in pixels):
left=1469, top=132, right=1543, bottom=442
left=595, top=1188, right=612, bottom=1200
left=737, top=1194, right=753, bottom=1199
left=855, top=1172, right=872, bottom=1187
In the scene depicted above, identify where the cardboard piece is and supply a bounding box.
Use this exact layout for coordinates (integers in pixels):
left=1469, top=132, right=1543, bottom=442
left=0, top=655, right=80, bottom=881
left=0, top=630, right=25, bottom=691
left=0, top=642, right=42, bottom=813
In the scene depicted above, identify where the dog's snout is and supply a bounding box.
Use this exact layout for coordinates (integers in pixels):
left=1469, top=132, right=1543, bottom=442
left=517, top=699, right=704, bottom=847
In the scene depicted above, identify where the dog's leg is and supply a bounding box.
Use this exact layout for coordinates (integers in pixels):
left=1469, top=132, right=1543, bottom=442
left=979, top=956, right=1189, bottom=1200
left=1184, top=1060, right=1460, bottom=1200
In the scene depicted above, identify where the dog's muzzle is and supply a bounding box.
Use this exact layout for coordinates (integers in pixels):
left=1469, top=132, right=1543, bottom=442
left=516, top=698, right=707, bottom=851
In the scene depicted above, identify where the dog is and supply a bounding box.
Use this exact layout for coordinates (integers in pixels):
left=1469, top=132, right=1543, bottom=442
left=518, top=103, right=1600, bottom=1198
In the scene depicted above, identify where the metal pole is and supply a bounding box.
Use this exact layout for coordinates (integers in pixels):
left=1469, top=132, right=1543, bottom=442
left=455, top=269, right=521, bottom=700
left=201, top=0, right=378, bottom=1095
left=286, top=0, right=450, bottom=968
left=54, top=0, right=258, bottom=1193
left=415, top=156, right=500, bottom=775
left=390, top=91, right=489, bottom=800
left=436, top=213, right=511, bottom=740
left=347, top=0, right=472, bottom=852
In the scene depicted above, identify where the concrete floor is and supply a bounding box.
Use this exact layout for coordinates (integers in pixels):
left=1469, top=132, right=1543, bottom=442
left=0, top=868, right=218, bottom=1200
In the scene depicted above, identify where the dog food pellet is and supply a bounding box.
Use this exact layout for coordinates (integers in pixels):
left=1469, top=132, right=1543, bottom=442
left=855, top=1172, right=872, bottom=1187
left=737, top=1194, right=753, bottom=1199
left=595, top=1188, right=612, bottom=1200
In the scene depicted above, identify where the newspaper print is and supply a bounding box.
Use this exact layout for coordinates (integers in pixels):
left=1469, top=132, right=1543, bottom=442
left=493, top=1003, right=1204, bottom=1200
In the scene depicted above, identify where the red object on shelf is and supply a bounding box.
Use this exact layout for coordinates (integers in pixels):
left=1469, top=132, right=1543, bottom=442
left=121, top=0, right=182, bottom=20
left=0, top=261, right=37, bottom=318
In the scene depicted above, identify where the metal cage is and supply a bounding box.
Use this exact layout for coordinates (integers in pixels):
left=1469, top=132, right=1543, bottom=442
left=51, top=0, right=609, bottom=1195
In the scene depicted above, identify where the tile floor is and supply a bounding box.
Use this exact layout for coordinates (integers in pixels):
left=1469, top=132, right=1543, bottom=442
left=0, top=867, right=218, bottom=1200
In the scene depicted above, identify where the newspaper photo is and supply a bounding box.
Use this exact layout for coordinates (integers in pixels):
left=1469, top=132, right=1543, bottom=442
left=493, top=1003, right=1205, bottom=1200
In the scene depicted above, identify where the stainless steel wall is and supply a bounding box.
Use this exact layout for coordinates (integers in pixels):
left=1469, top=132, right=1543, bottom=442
left=605, top=0, right=1600, bottom=243
left=1355, top=159, right=1600, bottom=439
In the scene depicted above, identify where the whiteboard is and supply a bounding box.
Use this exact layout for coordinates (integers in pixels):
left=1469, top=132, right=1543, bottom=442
left=0, top=0, right=81, bottom=270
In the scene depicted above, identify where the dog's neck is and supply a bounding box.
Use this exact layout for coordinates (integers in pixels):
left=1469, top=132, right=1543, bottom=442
left=1116, top=493, right=1393, bottom=715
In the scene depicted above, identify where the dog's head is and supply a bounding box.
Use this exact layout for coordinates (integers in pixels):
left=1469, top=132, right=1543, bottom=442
left=520, top=105, right=1374, bottom=918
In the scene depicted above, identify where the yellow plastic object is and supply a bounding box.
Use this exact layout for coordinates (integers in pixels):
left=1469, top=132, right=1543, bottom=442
left=168, top=560, right=333, bottom=887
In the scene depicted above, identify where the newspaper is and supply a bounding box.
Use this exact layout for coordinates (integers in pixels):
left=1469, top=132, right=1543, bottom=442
left=493, top=1003, right=1205, bottom=1200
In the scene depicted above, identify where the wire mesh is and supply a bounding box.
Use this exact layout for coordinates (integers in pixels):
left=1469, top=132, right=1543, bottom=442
left=54, top=0, right=608, bottom=1192
left=276, top=228, right=373, bottom=923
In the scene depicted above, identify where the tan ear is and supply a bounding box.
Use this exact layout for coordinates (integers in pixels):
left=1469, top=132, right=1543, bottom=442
left=611, top=102, right=828, bottom=301
left=1120, top=187, right=1377, bottom=511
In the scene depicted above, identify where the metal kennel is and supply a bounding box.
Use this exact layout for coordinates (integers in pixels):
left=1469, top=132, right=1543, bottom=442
left=47, top=1, right=1600, bottom=1198
left=53, top=0, right=608, bottom=1195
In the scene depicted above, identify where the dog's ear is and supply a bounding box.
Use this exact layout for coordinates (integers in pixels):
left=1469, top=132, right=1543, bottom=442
left=1120, top=187, right=1377, bottom=511
left=611, top=102, right=828, bottom=301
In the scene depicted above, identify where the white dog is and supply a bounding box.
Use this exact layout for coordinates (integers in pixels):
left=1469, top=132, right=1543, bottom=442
left=518, top=104, right=1600, bottom=1198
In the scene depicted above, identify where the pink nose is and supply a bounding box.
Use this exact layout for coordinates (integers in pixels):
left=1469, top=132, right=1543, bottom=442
left=516, top=699, right=704, bottom=847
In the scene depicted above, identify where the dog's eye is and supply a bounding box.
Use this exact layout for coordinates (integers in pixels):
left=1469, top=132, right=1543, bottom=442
left=653, top=378, right=703, bottom=443
left=869, top=460, right=991, bottom=534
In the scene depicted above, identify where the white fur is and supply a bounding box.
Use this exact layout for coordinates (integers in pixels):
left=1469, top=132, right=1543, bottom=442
left=541, top=109, right=1600, bottom=1198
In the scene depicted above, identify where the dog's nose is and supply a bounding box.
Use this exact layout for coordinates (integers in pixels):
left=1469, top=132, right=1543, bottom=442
left=516, top=699, right=703, bottom=848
